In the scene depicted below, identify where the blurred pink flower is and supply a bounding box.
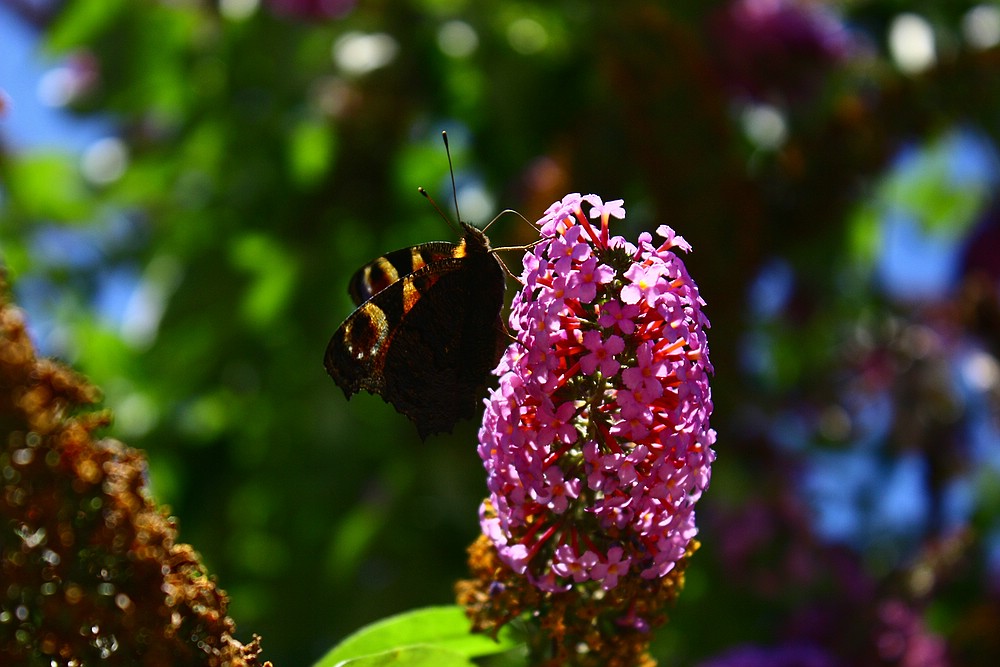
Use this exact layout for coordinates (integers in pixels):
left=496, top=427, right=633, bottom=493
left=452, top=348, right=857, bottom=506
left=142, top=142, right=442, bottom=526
left=266, top=0, right=355, bottom=21
left=710, top=0, right=854, bottom=102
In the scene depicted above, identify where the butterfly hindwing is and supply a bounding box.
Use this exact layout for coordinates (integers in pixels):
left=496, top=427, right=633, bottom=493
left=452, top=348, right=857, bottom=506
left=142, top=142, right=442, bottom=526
left=324, top=224, right=506, bottom=438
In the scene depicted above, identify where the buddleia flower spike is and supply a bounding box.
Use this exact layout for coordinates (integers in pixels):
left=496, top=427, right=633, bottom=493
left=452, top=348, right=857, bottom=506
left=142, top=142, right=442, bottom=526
left=458, top=193, right=716, bottom=667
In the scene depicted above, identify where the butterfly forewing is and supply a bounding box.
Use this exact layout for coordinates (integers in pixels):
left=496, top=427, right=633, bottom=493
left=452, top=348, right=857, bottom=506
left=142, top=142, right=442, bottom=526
left=347, top=242, right=458, bottom=306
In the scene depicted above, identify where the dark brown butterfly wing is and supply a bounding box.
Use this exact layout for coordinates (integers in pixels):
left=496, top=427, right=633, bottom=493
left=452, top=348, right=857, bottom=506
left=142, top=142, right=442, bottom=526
left=324, top=228, right=506, bottom=438
left=346, top=242, right=457, bottom=306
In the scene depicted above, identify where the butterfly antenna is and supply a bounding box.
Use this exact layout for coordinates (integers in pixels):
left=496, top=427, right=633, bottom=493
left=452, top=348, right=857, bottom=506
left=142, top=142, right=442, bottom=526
left=484, top=208, right=541, bottom=234
left=486, top=210, right=545, bottom=259
left=418, top=187, right=460, bottom=235
left=417, top=130, right=466, bottom=235
left=441, top=130, right=463, bottom=223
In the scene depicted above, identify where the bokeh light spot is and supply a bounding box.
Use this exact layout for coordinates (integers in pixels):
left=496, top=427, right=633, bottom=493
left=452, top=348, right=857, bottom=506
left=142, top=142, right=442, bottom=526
left=332, top=32, right=399, bottom=76
left=962, top=5, right=1000, bottom=50
left=37, top=67, right=77, bottom=107
left=219, top=0, right=259, bottom=20
left=80, top=137, right=128, bottom=185
left=507, top=18, right=548, bottom=55
left=888, top=13, right=936, bottom=74
left=741, top=103, right=788, bottom=150
left=438, top=20, right=479, bottom=58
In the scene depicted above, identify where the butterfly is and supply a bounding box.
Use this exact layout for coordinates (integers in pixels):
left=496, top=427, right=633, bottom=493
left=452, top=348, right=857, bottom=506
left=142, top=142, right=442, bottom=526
left=323, top=215, right=509, bottom=438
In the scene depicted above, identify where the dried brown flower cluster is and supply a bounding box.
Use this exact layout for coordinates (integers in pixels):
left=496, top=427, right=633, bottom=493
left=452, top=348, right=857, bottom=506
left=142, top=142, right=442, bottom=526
left=0, top=283, right=271, bottom=666
left=456, top=504, right=697, bottom=667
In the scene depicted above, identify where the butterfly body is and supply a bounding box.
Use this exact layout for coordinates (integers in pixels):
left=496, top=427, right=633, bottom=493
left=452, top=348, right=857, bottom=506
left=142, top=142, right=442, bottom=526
left=324, top=222, right=507, bottom=438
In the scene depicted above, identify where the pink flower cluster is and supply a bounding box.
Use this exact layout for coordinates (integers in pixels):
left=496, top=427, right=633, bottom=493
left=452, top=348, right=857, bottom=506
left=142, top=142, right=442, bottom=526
left=478, top=194, right=716, bottom=592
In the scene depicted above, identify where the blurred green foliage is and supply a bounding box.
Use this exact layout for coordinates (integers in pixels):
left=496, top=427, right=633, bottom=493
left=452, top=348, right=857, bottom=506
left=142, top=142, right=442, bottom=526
left=3, top=0, right=1000, bottom=665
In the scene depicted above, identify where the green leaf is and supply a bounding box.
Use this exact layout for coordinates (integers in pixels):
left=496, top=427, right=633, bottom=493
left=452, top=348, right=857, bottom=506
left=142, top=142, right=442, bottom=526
left=313, top=606, right=518, bottom=667
left=229, top=233, right=299, bottom=328
left=46, top=0, right=128, bottom=51
left=876, top=133, right=988, bottom=238
left=2, top=153, right=92, bottom=222
left=327, top=645, right=475, bottom=667
left=324, top=505, right=385, bottom=582
left=288, top=119, right=337, bottom=187
left=846, top=204, right=881, bottom=268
